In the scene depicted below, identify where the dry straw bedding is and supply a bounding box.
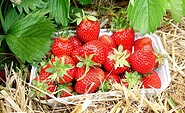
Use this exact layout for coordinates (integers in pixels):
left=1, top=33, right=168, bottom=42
left=0, top=17, right=185, bottom=113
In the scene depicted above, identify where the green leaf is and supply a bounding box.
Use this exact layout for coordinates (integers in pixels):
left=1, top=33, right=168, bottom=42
left=183, top=0, right=185, bottom=15
left=5, top=11, right=56, bottom=63
left=0, top=35, right=5, bottom=47
left=4, top=8, right=23, bottom=33
left=77, top=0, right=92, bottom=5
left=169, top=0, right=184, bottom=22
left=47, top=0, right=70, bottom=27
left=16, top=0, right=45, bottom=14
left=69, top=6, right=83, bottom=20
left=127, top=0, right=166, bottom=34
left=130, top=0, right=135, bottom=6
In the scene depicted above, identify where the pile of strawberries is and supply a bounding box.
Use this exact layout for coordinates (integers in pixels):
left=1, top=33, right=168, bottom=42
left=31, top=16, right=163, bottom=100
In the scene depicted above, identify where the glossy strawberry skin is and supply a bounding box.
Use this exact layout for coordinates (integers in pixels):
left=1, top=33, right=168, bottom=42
left=75, top=67, right=104, bottom=94
left=76, top=19, right=100, bottom=43
left=50, top=55, right=76, bottom=84
left=52, top=38, right=74, bottom=56
left=69, top=36, right=83, bottom=49
left=99, top=35, right=117, bottom=49
left=130, top=45, right=156, bottom=74
left=142, top=70, right=161, bottom=88
left=111, top=28, right=135, bottom=51
left=38, top=64, right=52, bottom=79
left=104, top=71, right=120, bottom=83
left=71, top=46, right=84, bottom=63
left=82, top=40, right=106, bottom=65
left=134, top=37, right=153, bottom=51
left=103, top=49, right=131, bottom=74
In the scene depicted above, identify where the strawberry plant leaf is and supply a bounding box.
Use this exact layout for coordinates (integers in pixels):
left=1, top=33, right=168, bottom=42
left=127, top=0, right=166, bottom=34
left=15, top=0, right=45, bottom=14
left=47, top=0, right=70, bottom=27
left=5, top=11, right=56, bottom=63
left=169, top=0, right=184, bottom=22
left=0, top=35, right=5, bottom=46
left=183, top=0, right=185, bottom=15
left=77, top=0, right=92, bottom=5
left=130, top=0, right=135, bottom=6
left=3, top=8, right=24, bottom=33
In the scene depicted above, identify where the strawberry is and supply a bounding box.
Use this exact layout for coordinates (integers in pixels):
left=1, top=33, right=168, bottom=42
left=134, top=37, right=153, bottom=51
left=31, top=75, right=56, bottom=100
left=104, top=71, right=120, bottom=83
left=122, top=71, right=142, bottom=89
left=69, top=36, right=83, bottom=49
left=111, top=28, right=135, bottom=51
left=57, top=83, right=73, bottom=97
left=38, top=64, right=52, bottom=79
left=99, top=35, right=117, bottom=49
left=76, top=12, right=100, bottom=43
left=103, top=45, right=131, bottom=74
left=52, top=37, right=74, bottom=56
left=142, top=70, right=161, bottom=88
left=75, top=67, right=104, bottom=94
left=82, top=40, right=106, bottom=65
left=48, top=55, right=76, bottom=84
left=71, top=46, right=84, bottom=63
left=99, top=72, right=120, bottom=92
left=130, top=45, right=156, bottom=74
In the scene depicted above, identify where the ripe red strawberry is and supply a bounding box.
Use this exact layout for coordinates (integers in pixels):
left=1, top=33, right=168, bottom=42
left=130, top=45, right=156, bottom=74
left=99, top=71, right=120, bottom=92
left=103, top=45, right=131, bottom=74
left=69, top=36, right=83, bottom=49
left=52, top=37, right=74, bottom=56
left=75, top=67, right=104, bottom=94
left=48, top=55, right=76, bottom=84
left=122, top=71, right=142, bottom=89
left=76, top=14, right=100, bottom=43
left=38, top=64, right=52, bottom=78
left=82, top=40, right=106, bottom=65
left=104, top=71, right=120, bottom=83
left=142, top=70, right=161, bottom=88
left=111, top=28, right=135, bottom=51
left=134, top=37, right=153, bottom=51
left=71, top=46, right=84, bottom=63
left=99, top=35, right=117, bottom=49
left=31, top=75, right=56, bottom=100
left=57, top=83, right=73, bottom=97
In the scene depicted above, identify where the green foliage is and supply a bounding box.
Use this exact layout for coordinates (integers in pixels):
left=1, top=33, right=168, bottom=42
left=127, top=0, right=166, bottom=34
left=5, top=11, right=56, bottom=63
left=127, top=0, right=185, bottom=34
left=47, top=0, right=70, bottom=27
left=4, top=8, right=24, bottom=33
left=169, top=0, right=184, bottom=22
left=15, top=0, right=45, bottom=14
left=77, top=0, right=92, bottom=5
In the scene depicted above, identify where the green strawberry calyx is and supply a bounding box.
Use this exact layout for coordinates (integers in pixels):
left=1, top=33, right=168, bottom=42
left=108, top=45, right=130, bottom=69
left=30, top=78, right=50, bottom=100
left=99, top=81, right=112, bottom=92
left=46, top=57, right=74, bottom=83
left=74, top=10, right=98, bottom=25
left=56, top=83, right=73, bottom=97
left=154, top=48, right=168, bottom=67
left=76, top=54, right=100, bottom=81
left=122, top=71, right=142, bottom=89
